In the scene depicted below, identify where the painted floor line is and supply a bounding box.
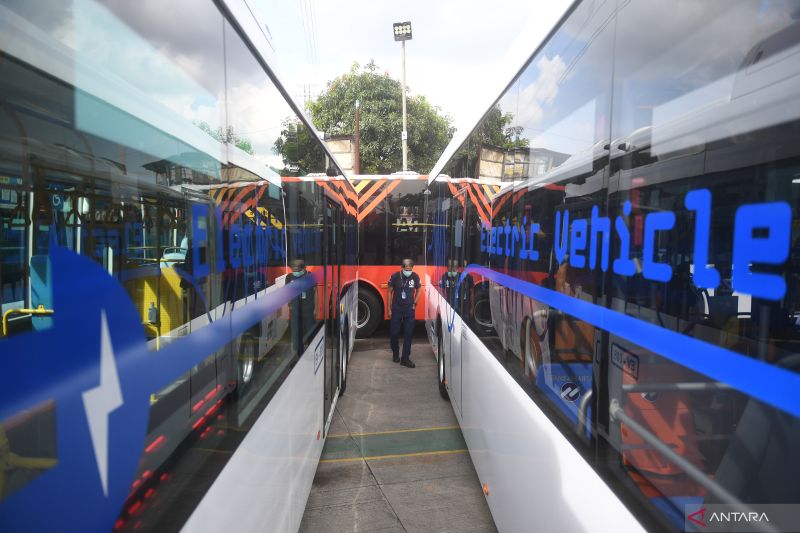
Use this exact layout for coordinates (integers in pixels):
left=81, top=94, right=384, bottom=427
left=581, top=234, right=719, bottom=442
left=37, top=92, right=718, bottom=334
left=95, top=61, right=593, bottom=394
left=327, top=425, right=460, bottom=439
left=319, top=448, right=468, bottom=464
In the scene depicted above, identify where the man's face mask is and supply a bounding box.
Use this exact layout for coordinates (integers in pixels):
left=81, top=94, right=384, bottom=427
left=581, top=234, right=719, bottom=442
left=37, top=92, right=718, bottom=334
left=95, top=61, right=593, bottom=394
left=292, top=268, right=305, bottom=277
left=402, top=269, right=413, bottom=277
left=448, top=271, right=458, bottom=277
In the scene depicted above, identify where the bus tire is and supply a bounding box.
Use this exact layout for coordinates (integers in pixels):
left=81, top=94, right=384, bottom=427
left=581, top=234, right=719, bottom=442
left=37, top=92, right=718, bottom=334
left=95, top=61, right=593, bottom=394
left=339, top=323, right=349, bottom=396
left=234, top=336, right=256, bottom=399
left=356, top=287, right=382, bottom=338
left=524, top=317, right=542, bottom=380
left=437, top=320, right=449, bottom=400
left=472, top=284, right=496, bottom=336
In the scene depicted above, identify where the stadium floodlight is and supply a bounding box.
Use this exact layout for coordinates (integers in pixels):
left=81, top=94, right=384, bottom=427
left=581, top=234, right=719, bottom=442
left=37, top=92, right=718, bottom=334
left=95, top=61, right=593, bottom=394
left=393, top=21, right=412, bottom=170
left=393, top=21, right=412, bottom=42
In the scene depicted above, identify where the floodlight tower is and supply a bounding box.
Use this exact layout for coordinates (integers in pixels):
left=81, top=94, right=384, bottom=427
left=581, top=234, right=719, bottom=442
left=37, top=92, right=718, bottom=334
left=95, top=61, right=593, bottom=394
left=393, top=21, right=412, bottom=171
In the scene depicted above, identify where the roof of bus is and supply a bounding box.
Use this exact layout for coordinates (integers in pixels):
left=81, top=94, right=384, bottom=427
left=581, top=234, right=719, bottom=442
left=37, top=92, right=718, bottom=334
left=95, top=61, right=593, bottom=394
left=426, top=0, right=574, bottom=184
left=2, top=5, right=284, bottom=188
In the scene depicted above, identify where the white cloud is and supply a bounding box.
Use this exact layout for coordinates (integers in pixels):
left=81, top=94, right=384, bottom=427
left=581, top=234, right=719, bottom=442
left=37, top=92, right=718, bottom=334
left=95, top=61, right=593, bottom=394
left=225, top=81, right=294, bottom=169
left=516, top=54, right=567, bottom=130
left=254, top=0, right=573, bottom=134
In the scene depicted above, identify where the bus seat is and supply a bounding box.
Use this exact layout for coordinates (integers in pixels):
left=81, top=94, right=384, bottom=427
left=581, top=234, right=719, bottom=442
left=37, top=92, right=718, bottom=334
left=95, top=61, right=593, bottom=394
left=712, top=358, right=800, bottom=503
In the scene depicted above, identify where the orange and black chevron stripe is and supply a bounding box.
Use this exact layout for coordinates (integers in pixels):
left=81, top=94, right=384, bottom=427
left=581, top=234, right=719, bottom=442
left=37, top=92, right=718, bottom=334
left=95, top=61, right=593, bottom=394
left=350, top=175, right=428, bottom=223
left=207, top=182, right=256, bottom=226
left=206, top=181, right=284, bottom=229
left=316, top=178, right=358, bottom=217
left=447, top=179, right=500, bottom=225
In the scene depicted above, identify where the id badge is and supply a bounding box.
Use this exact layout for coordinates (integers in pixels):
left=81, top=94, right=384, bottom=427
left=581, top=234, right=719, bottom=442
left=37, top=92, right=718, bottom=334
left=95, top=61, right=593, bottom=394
left=401, top=290, right=407, bottom=300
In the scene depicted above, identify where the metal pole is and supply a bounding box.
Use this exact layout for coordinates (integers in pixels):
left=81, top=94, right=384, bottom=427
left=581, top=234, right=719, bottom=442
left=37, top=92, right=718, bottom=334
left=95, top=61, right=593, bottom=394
left=401, top=39, right=408, bottom=171
left=608, top=400, right=776, bottom=532
left=354, top=103, right=361, bottom=175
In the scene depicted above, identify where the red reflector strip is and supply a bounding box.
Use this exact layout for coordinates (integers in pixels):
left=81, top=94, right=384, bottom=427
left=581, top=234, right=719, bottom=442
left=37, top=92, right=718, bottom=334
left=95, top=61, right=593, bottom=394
left=205, top=399, right=222, bottom=418
left=144, top=436, right=164, bottom=454
left=128, top=501, right=143, bottom=515
left=204, top=385, right=221, bottom=401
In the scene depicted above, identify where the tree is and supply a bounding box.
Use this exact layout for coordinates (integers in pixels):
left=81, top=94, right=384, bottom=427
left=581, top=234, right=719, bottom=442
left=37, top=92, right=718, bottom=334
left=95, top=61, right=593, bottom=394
left=276, top=61, right=453, bottom=174
left=448, top=105, right=528, bottom=178
left=272, top=119, right=326, bottom=176
left=195, top=121, right=254, bottom=155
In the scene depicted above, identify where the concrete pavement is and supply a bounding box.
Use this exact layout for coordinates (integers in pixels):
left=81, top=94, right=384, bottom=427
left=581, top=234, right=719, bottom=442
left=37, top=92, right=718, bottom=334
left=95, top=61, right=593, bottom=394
left=299, top=329, right=497, bottom=532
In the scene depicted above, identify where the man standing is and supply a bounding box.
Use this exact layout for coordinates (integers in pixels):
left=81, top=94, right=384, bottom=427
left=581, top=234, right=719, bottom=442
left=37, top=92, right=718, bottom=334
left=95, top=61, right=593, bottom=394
left=387, top=258, right=419, bottom=367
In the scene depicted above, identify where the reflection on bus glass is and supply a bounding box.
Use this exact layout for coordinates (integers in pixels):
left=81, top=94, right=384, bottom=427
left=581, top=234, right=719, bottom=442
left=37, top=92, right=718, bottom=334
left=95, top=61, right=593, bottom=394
left=424, top=0, right=800, bottom=530
left=480, top=191, right=792, bottom=301
left=0, top=1, right=358, bottom=531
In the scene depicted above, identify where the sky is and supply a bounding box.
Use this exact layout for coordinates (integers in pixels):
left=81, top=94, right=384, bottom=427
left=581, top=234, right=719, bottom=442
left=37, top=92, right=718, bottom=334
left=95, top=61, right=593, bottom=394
left=4, top=0, right=571, bottom=174
left=249, top=0, right=572, bottom=141
left=14, top=0, right=796, bottom=178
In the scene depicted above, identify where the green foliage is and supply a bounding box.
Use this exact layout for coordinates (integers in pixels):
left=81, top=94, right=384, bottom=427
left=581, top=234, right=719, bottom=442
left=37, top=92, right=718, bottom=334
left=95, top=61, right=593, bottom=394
left=473, top=105, right=527, bottom=149
left=272, top=119, right=326, bottom=176
left=449, top=105, right=528, bottom=177
left=284, top=61, right=454, bottom=174
left=195, top=121, right=255, bottom=155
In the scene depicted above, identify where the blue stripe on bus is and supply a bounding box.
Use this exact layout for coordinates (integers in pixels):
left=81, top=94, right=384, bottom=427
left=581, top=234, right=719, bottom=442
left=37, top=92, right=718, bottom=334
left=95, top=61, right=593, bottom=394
left=151, top=272, right=318, bottom=393
left=455, top=264, right=800, bottom=419
left=0, top=245, right=320, bottom=422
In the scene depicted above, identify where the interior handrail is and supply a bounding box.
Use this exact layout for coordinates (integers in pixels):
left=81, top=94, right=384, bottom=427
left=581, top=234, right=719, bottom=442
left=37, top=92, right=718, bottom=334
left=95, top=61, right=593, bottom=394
left=2, top=305, right=54, bottom=337
left=609, top=399, right=778, bottom=533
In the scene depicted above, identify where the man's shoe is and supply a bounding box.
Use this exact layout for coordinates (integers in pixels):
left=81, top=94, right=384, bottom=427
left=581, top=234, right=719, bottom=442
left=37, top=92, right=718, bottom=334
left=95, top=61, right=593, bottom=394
left=400, top=359, right=415, bottom=368
left=392, top=354, right=400, bottom=363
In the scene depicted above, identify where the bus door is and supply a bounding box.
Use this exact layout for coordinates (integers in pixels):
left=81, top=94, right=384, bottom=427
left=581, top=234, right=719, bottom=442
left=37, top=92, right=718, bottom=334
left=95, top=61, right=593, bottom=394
left=1, top=182, right=32, bottom=336
left=322, top=201, right=341, bottom=431
left=334, top=204, right=346, bottom=388
left=447, top=185, right=469, bottom=415
left=333, top=203, right=344, bottom=392
left=183, top=192, right=226, bottom=425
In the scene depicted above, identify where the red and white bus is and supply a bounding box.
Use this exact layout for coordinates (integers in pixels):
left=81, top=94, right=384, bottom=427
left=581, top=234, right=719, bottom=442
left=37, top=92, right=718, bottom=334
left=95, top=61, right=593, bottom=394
left=350, top=173, right=500, bottom=337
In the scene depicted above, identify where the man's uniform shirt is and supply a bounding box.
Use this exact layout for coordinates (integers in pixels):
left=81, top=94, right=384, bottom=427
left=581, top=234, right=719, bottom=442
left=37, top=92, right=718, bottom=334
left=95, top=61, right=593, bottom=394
left=388, top=270, right=420, bottom=311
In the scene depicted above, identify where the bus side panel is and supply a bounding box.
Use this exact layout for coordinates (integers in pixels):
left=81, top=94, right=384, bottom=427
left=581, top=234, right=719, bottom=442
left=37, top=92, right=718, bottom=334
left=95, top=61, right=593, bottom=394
left=460, top=324, right=643, bottom=533
left=180, top=327, right=325, bottom=533
left=424, top=273, right=439, bottom=357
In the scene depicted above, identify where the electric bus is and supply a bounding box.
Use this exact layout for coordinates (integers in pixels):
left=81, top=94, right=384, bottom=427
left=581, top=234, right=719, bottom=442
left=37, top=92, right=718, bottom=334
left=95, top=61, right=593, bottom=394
left=0, top=1, right=357, bottom=531
left=425, top=1, right=800, bottom=531
left=353, top=172, right=499, bottom=338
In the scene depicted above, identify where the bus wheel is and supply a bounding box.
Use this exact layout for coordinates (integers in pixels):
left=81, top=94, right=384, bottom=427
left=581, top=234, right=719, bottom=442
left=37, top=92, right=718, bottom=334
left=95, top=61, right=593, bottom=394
left=437, top=321, right=449, bottom=400
left=524, top=318, right=542, bottom=381
left=235, top=337, right=256, bottom=398
left=339, top=327, right=348, bottom=396
left=473, top=296, right=495, bottom=336
left=356, top=287, right=382, bottom=338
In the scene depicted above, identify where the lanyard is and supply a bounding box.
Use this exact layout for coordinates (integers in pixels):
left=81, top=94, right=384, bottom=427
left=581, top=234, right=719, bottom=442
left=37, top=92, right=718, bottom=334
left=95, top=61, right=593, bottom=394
left=398, top=273, right=413, bottom=291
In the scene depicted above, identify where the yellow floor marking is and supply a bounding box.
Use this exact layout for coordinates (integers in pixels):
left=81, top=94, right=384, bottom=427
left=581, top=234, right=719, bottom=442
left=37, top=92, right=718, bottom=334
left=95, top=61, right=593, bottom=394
left=320, top=449, right=468, bottom=464
left=327, top=425, right=460, bottom=439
